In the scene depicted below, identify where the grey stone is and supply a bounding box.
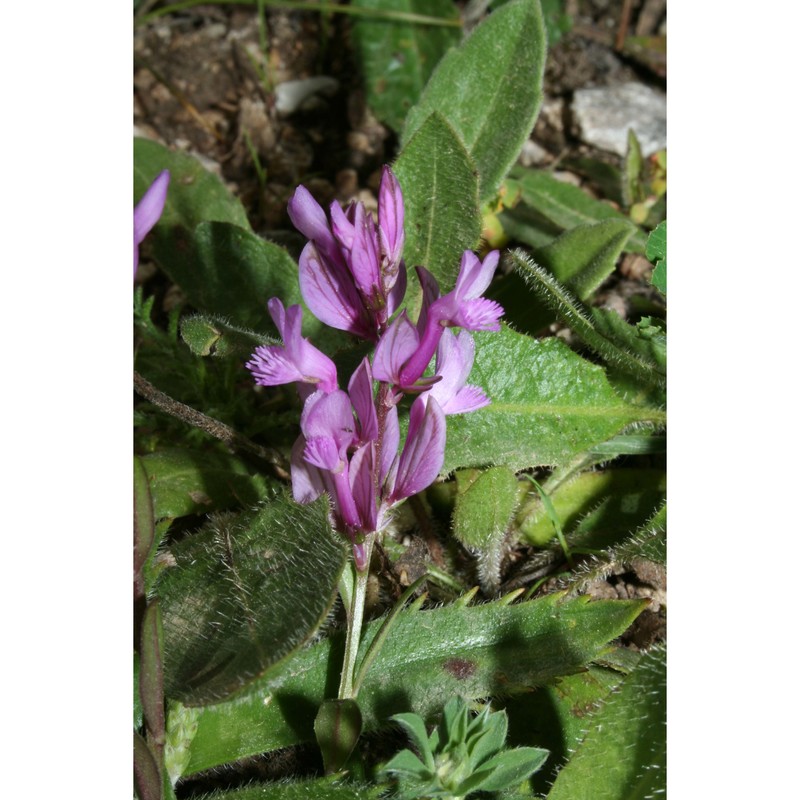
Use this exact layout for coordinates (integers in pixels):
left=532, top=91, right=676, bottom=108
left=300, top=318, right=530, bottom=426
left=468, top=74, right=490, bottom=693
left=274, top=77, right=339, bottom=115
left=571, top=82, right=666, bottom=156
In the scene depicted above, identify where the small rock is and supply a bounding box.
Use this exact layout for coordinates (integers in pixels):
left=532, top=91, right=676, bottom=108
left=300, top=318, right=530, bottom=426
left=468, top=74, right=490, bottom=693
left=518, top=139, right=551, bottom=167
left=274, top=76, right=339, bottom=115
left=571, top=82, right=666, bottom=156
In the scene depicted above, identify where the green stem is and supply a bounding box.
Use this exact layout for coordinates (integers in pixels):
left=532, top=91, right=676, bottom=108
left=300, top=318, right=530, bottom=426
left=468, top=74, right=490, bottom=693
left=338, top=536, right=374, bottom=701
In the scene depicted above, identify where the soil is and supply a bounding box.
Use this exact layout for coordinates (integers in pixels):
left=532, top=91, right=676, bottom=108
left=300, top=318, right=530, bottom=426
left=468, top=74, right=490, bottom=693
left=134, top=1, right=666, bottom=793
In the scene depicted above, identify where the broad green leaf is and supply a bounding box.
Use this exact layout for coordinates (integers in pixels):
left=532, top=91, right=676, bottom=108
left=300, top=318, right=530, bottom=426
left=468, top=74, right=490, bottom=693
left=546, top=644, right=666, bottom=800
left=352, top=0, right=460, bottom=132
left=180, top=592, right=646, bottom=776
left=516, top=468, right=666, bottom=547
left=151, top=220, right=314, bottom=334
left=156, top=493, right=347, bottom=705
left=403, top=0, right=546, bottom=200
left=393, top=112, right=481, bottom=304
left=186, top=780, right=379, bottom=800
left=141, top=449, right=273, bottom=521
left=503, top=166, right=648, bottom=253
left=134, top=137, right=250, bottom=231
left=442, top=327, right=666, bottom=473
left=646, top=220, right=666, bottom=294
left=539, top=219, right=636, bottom=300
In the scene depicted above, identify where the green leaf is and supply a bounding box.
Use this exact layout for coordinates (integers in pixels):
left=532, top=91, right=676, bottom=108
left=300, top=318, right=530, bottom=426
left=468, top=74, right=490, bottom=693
left=134, top=137, right=250, bottom=231
left=453, top=466, right=520, bottom=594
left=516, top=468, right=666, bottom=547
left=646, top=221, right=666, bottom=294
left=503, top=166, right=648, bottom=253
left=151, top=220, right=314, bottom=334
left=393, top=112, right=482, bottom=305
left=184, top=779, right=379, bottom=800
left=509, top=251, right=666, bottom=390
left=505, top=665, right=627, bottom=795
left=156, top=492, right=347, bottom=705
left=545, top=644, right=666, bottom=800
left=180, top=592, right=646, bottom=775
left=140, top=448, right=273, bottom=521
left=466, top=746, right=549, bottom=792
left=443, top=327, right=666, bottom=473
left=539, top=219, right=636, bottom=300
left=352, top=0, right=461, bottom=132
left=180, top=313, right=276, bottom=359
left=403, top=0, right=546, bottom=200
left=453, top=467, right=519, bottom=550
left=391, top=712, right=437, bottom=770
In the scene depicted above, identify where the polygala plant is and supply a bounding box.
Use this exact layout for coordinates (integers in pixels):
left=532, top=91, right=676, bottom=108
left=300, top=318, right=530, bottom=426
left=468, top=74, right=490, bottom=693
left=134, top=1, right=665, bottom=798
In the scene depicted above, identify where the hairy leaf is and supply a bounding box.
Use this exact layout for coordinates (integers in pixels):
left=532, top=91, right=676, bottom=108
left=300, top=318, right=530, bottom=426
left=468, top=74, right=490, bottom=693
left=546, top=644, right=666, bottom=800
left=185, top=780, right=379, bottom=799
left=134, top=138, right=250, bottom=231
left=403, top=0, right=546, bottom=200
left=443, top=327, right=666, bottom=473
left=156, top=493, right=346, bottom=705
left=394, top=112, right=482, bottom=305
left=151, top=221, right=314, bottom=334
left=502, top=166, right=648, bottom=253
left=180, top=592, right=646, bottom=775
left=352, top=0, right=460, bottom=132
left=141, top=448, right=273, bottom=521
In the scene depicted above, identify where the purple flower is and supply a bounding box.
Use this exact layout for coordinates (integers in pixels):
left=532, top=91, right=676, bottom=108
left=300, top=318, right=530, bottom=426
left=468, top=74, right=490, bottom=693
left=288, top=167, right=407, bottom=339
left=373, top=251, right=504, bottom=391
left=134, top=170, right=170, bottom=277
left=385, top=395, right=446, bottom=504
left=422, top=329, right=489, bottom=415
left=246, top=298, right=338, bottom=398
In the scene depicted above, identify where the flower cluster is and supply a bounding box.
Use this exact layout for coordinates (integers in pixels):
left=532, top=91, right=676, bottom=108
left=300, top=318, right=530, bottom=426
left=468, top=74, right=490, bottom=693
left=247, top=167, right=503, bottom=569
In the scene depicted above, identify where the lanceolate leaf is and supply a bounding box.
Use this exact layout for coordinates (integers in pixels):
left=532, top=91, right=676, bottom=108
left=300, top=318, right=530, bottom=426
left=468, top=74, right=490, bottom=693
left=545, top=644, right=666, bottom=800
left=538, top=219, right=636, bottom=300
left=502, top=165, right=648, bottom=254
left=179, top=593, right=646, bottom=776
left=402, top=0, right=546, bottom=201
left=352, top=0, right=461, bottom=132
left=393, top=113, right=481, bottom=305
left=443, top=326, right=666, bottom=473
left=156, top=493, right=347, bottom=705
